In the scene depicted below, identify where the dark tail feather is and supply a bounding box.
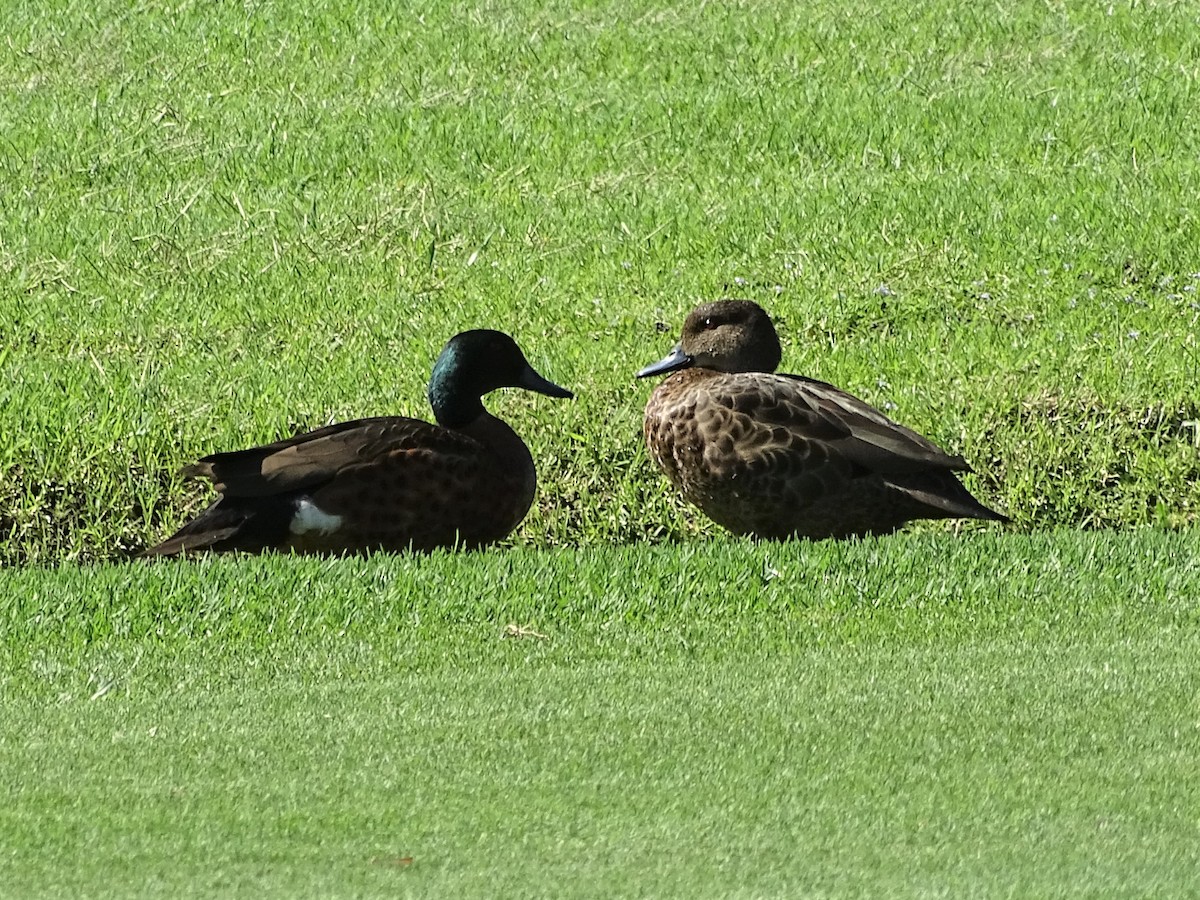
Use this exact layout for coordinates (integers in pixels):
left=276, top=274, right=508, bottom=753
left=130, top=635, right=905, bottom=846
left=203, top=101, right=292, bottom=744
left=888, top=472, right=1010, bottom=524
left=137, top=527, right=243, bottom=558
left=138, top=497, right=293, bottom=558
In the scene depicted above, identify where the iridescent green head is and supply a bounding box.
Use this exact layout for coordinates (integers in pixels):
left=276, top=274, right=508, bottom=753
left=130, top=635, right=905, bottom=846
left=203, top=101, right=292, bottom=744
left=429, top=330, right=573, bottom=427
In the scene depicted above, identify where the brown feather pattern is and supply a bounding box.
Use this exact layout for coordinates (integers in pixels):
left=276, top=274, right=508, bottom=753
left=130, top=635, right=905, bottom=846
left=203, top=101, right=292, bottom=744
left=640, top=301, right=1007, bottom=540
left=142, top=330, right=571, bottom=557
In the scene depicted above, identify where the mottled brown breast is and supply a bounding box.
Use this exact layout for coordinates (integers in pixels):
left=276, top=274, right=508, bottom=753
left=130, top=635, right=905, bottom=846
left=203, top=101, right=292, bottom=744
left=642, top=369, right=990, bottom=539
left=644, top=370, right=855, bottom=535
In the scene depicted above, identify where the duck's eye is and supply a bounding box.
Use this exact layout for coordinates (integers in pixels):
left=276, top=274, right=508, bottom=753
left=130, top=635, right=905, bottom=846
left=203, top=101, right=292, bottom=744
left=703, top=317, right=714, bottom=329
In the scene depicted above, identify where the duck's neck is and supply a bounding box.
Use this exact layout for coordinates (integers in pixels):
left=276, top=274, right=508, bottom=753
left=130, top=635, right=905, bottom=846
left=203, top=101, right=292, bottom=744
left=428, top=364, right=485, bottom=428
left=430, top=392, right=484, bottom=428
left=427, top=361, right=536, bottom=515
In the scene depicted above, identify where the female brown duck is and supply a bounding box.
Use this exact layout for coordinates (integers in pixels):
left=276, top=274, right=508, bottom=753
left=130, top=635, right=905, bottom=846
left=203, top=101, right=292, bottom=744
left=637, top=301, right=1007, bottom=540
left=142, top=330, right=572, bottom=556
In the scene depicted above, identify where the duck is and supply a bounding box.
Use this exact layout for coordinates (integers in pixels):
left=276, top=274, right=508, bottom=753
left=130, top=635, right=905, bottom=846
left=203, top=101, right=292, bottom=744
left=141, top=329, right=573, bottom=556
left=636, top=300, right=1008, bottom=540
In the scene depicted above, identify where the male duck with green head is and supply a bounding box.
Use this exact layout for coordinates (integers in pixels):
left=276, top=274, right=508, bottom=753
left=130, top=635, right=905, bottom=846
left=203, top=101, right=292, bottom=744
left=143, top=330, right=572, bottom=556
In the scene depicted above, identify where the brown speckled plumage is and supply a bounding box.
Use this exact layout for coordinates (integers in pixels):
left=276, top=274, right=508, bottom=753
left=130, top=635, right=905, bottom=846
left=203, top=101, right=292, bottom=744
left=638, top=300, right=1007, bottom=540
left=142, top=330, right=572, bottom=557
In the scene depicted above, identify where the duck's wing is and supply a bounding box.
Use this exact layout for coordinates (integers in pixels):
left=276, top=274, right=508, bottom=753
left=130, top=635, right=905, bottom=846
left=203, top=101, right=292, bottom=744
left=726, top=374, right=972, bottom=477
left=185, top=415, right=483, bottom=497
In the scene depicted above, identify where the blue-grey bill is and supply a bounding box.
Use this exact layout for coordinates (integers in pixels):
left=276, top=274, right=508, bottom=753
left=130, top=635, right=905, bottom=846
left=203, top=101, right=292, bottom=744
left=519, top=365, right=574, bottom=399
left=636, top=344, right=693, bottom=379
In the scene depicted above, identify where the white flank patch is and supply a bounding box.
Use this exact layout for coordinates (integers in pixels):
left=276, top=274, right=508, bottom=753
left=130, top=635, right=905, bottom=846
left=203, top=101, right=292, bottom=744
left=289, top=498, right=345, bottom=536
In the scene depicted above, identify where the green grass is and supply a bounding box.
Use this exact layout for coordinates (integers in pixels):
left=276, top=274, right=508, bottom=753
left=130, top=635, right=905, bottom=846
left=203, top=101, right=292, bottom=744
left=3, top=533, right=1200, bottom=897
left=3, top=0, right=1200, bottom=895
left=2, top=0, right=1199, bottom=560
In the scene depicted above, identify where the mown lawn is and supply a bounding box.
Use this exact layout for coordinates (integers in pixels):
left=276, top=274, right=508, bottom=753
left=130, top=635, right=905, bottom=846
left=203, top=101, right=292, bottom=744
left=2, top=0, right=1199, bottom=895
left=2, top=0, right=1198, bottom=559
left=3, top=533, right=1199, bottom=897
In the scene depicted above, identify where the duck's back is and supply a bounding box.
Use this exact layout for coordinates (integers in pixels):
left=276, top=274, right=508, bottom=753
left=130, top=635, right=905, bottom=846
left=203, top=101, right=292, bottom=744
left=643, top=369, right=1005, bottom=539
left=144, top=415, right=538, bottom=555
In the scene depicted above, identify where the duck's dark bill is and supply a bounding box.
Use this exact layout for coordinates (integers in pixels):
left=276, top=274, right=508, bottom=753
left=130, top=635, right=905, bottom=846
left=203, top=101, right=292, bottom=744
left=518, top=365, right=574, bottom=399
left=636, top=344, right=693, bottom=379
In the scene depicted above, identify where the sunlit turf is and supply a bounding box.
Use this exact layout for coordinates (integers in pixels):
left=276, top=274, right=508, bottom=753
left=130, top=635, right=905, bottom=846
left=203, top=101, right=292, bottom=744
left=2, top=0, right=1199, bottom=562
left=3, top=1, right=1200, bottom=896
left=3, top=532, right=1199, bottom=898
